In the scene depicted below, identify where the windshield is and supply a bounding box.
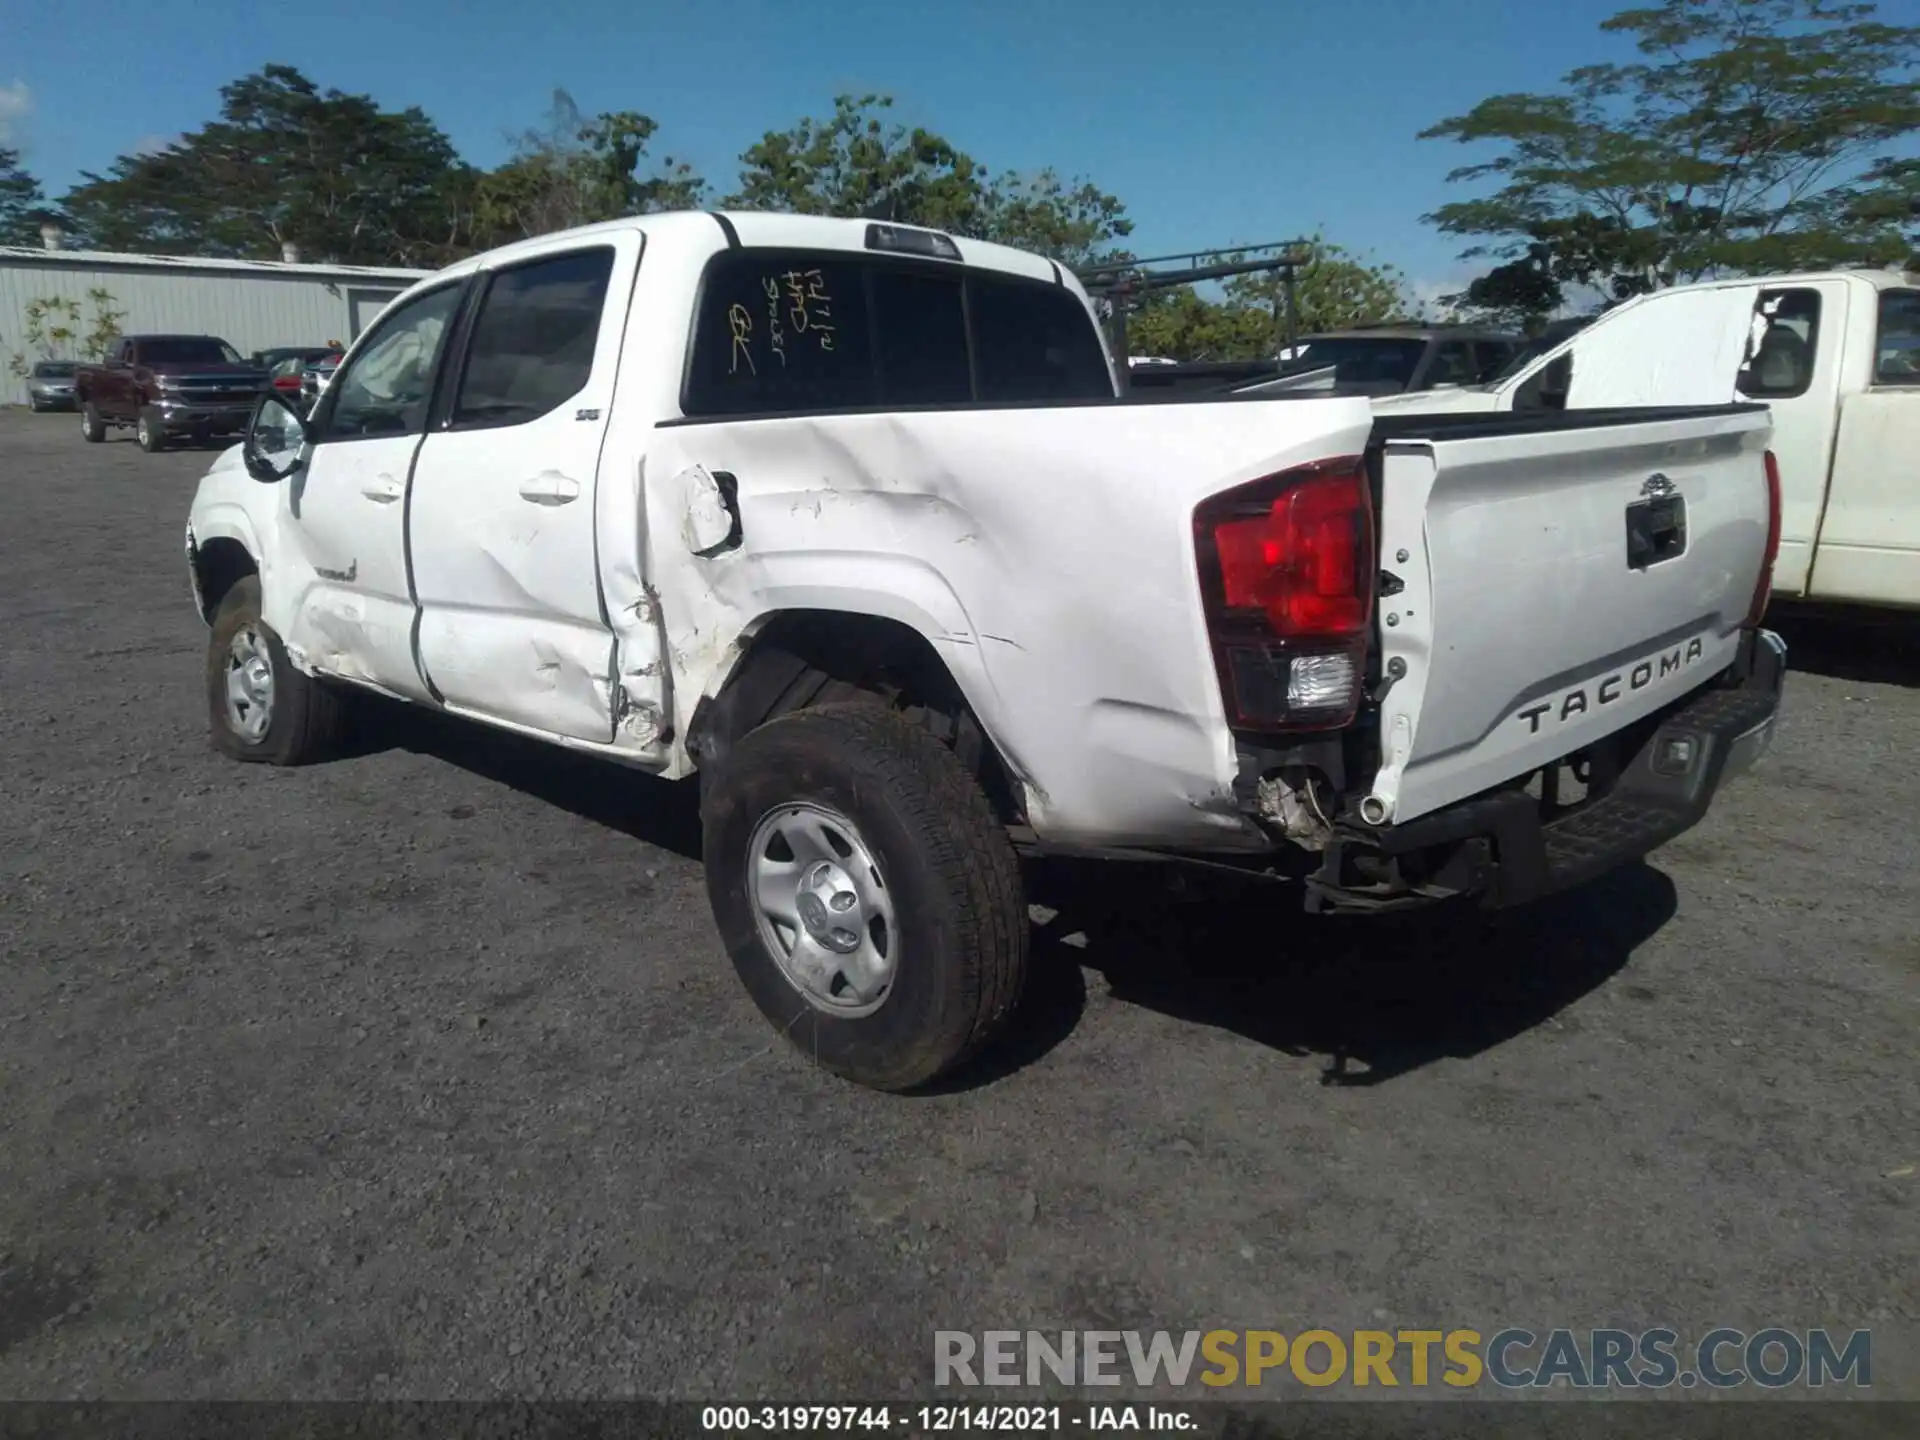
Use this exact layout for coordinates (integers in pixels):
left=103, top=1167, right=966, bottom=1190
left=32, top=361, right=77, bottom=378
left=141, top=338, right=244, bottom=365
left=1275, top=337, right=1427, bottom=389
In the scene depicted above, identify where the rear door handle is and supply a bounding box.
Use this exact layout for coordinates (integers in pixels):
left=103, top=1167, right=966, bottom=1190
left=518, top=472, right=581, bottom=506
left=361, top=474, right=403, bottom=504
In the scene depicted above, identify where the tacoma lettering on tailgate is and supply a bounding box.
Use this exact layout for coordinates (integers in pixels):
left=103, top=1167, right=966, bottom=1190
left=1516, top=636, right=1708, bottom=735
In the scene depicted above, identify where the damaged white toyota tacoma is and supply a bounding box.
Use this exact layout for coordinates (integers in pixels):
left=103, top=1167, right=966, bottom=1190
left=185, top=212, right=1787, bottom=1091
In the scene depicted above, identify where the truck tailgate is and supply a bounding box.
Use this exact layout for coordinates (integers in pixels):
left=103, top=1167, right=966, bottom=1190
left=1362, top=405, right=1774, bottom=826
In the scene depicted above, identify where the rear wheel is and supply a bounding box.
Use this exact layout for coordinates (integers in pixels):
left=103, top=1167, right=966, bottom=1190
left=205, top=576, right=351, bottom=765
left=702, top=702, right=1028, bottom=1092
left=80, top=403, right=105, bottom=443
left=136, top=407, right=167, bottom=452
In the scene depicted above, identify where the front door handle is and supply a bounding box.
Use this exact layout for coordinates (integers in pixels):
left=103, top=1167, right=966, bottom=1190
left=518, top=472, right=581, bottom=506
left=361, top=474, right=403, bottom=504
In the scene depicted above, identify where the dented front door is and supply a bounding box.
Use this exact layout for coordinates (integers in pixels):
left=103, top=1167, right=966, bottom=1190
left=407, top=235, right=642, bottom=741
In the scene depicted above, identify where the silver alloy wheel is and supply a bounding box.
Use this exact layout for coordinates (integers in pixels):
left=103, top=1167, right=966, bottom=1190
left=746, top=801, right=898, bottom=1016
left=224, top=624, right=276, bottom=743
left=138, top=414, right=153, bottom=446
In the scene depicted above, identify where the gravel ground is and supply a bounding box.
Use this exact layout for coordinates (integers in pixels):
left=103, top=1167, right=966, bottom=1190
left=0, top=406, right=1914, bottom=1408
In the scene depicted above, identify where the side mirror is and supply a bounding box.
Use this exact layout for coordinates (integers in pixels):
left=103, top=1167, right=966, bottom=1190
left=243, top=392, right=311, bottom=482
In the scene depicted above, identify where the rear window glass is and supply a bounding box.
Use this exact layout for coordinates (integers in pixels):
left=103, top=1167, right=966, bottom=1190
left=683, top=250, right=1110, bottom=416
left=969, top=274, right=1113, bottom=402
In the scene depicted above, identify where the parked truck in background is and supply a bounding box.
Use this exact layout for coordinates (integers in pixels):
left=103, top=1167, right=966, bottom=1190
left=185, top=211, right=1786, bottom=1092
left=74, top=335, right=269, bottom=452
left=1374, top=270, right=1920, bottom=613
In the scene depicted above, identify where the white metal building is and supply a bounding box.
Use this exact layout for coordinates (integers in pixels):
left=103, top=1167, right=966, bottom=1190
left=0, top=241, right=429, bottom=406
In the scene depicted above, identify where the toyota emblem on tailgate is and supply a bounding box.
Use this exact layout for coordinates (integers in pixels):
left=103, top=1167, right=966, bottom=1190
left=1641, top=473, right=1677, bottom=497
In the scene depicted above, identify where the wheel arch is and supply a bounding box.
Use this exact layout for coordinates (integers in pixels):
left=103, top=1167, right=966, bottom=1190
left=687, top=607, right=1028, bottom=826
left=187, top=515, right=263, bottom=625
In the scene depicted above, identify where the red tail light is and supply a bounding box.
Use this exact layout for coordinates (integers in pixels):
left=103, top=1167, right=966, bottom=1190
left=1747, top=449, right=1782, bottom=628
left=1194, top=456, right=1375, bottom=732
left=272, top=375, right=301, bottom=391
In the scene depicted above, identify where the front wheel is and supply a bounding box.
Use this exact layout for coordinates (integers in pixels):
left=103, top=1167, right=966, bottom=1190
left=702, top=702, right=1028, bottom=1092
left=136, top=407, right=167, bottom=452
left=205, top=575, right=351, bottom=765
left=80, top=403, right=106, bottom=443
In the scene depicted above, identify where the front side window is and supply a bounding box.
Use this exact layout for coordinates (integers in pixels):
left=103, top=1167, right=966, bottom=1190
left=1873, top=290, right=1920, bottom=385
left=320, top=283, right=464, bottom=441
left=1737, top=288, right=1821, bottom=399
left=452, top=247, right=616, bottom=429
left=681, top=249, right=1112, bottom=417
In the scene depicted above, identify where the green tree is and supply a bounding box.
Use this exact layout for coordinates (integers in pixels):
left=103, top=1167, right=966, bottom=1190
left=1, top=146, right=49, bottom=247
left=61, top=65, right=472, bottom=265
left=475, top=89, right=706, bottom=245
left=726, top=94, right=1132, bottom=265
left=1224, top=234, right=1420, bottom=338
left=1422, top=0, right=1920, bottom=309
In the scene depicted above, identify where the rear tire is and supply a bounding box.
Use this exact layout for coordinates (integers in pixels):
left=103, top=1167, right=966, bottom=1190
left=206, top=576, right=351, bottom=765
left=80, top=403, right=105, bottom=443
left=702, top=702, right=1028, bottom=1092
left=136, top=407, right=167, bottom=452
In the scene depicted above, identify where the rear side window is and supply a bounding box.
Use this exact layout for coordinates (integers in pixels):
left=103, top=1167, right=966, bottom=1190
left=1873, top=289, right=1920, bottom=385
left=682, top=250, right=1111, bottom=416
left=452, top=247, right=616, bottom=429
left=1737, top=288, right=1821, bottom=399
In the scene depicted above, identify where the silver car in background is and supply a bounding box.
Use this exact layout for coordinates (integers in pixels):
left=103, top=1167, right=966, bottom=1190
left=27, top=361, right=79, bottom=412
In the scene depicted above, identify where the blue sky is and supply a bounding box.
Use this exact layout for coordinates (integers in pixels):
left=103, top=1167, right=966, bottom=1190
left=0, top=0, right=1834, bottom=298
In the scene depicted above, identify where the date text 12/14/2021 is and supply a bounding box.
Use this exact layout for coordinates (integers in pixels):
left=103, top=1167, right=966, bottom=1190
left=700, top=1404, right=1199, bottom=1432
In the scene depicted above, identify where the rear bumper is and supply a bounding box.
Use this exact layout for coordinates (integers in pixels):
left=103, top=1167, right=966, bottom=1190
left=1308, top=628, right=1786, bottom=913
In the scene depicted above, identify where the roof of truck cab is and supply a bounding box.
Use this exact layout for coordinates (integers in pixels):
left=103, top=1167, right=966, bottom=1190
left=1655, top=267, right=1918, bottom=294
left=424, top=211, right=1066, bottom=290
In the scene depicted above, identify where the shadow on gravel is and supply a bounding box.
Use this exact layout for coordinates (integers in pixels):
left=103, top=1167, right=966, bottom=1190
left=341, top=699, right=1674, bottom=1093
left=970, top=858, right=1679, bottom=1091
left=1769, top=606, right=1920, bottom=688
left=352, top=702, right=704, bottom=860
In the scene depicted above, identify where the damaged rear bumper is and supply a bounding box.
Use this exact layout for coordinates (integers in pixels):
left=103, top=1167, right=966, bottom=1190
left=1306, top=628, right=1787, bottom=915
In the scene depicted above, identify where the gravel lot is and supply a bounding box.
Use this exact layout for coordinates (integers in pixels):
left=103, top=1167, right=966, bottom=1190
left=0, top=405, right=1914, bottom=1411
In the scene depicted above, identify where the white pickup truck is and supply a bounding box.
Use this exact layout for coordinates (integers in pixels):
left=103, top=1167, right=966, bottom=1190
left=185, top=211, right=1788, bottom=1091
left=1377, top=268, right=1920, bottom=613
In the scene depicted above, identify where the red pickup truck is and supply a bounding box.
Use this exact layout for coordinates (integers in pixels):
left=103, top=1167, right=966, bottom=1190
left=74, top=335, right=270, bottom=452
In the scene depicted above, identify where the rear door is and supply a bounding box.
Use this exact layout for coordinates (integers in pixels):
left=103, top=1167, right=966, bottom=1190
left=1733, top=281, right=1847, bottom=595
left=1364, top=407, right=1774, bottom=826
left=407, top=233, right=640, bottom=742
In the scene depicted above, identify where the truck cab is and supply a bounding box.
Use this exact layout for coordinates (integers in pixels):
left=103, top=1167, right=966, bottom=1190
left=1376, top=271, right=1920, bottom=610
